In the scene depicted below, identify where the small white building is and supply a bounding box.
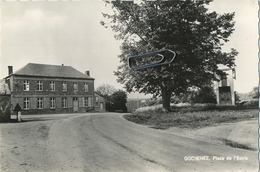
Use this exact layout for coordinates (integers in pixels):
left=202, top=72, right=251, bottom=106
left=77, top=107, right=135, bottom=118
left=214, top=65, right=236, bottom=105
left=94, top=93, right=106, bottom=112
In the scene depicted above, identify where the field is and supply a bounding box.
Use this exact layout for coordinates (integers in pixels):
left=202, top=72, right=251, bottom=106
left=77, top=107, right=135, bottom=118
left=124, top=105, right=258, bottom=130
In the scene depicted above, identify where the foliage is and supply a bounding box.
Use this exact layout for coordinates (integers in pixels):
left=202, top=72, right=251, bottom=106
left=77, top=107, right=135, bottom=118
left=249, top=86, right=259, bottom=99
left=95, top=84, right=116, bottom=99
left=171, top=86, right=216, bottom=104
left=106, top=90, right=128, bottom=112
left=124, top=108, right=258, bottom=129
left=145, top=98, right=160, bottom=106
left=0, top=95, right=11, bottom=122
left=135, top=102, right=258, bottom=114
left=189, top=86, right=217, bottom=104
left=234, top=91, right=240, bottom=104
left=0, top=80, right=10, bottom=95
left=242, top=99, right=258, bottom=107
left=96, top=84, right=128, bottom=112
left=102, top=0, right=237, bottom=111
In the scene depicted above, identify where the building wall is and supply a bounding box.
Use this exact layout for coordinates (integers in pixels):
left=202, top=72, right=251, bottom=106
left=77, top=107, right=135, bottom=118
left=94, top=94, right=106, bottom=112
left=11, top=76, right=94, bottom=95
left=10, top=75, right=95, bottom=114
left=214, top=69, right=235, bottom=105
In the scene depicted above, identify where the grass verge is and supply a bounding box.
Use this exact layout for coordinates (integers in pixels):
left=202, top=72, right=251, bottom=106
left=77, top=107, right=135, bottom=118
left=124, top=108, right=258, bottom=130
left=221, top=139, right=257, bottom=151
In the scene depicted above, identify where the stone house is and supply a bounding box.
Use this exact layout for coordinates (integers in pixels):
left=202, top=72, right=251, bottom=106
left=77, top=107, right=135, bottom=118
left=4, top=63, right=95, bottom=114
left=214, top=65, right=236, bottom=105
left=94, top=92, right=106, bottom=112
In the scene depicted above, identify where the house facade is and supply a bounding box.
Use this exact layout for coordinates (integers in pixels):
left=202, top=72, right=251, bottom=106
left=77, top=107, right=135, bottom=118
left=214, top=65, right=236, bottom=105
left=5, top=63, right=95, bottom=114
left=94, top=93, right=106, bottom=112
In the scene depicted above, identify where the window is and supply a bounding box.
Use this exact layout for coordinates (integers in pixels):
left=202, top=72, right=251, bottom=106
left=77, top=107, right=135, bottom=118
left=73, top=82, right=78, bottom=92
left=62, top=82, right=67, bottom=91
left=23, top=81, right=29, bottom=91
left=96, top=96, right=98, bottom=101
left=221, top=78, right=227, bottom=87
left=23, top=98, right=29, bottom=110
left=62, top=97, right=67, bottom=108
left=221, top=75, right=227, bottom=87
left=50, top=98, right=55, bottom=109
left=84, top=83, right=88, bottom=92
left=37, top=81, right=43, bottom=91
left=83, top=97, right=88, bottom=107
left=50, top=81, right=55, bottom=91
left=37, top=98, right=43, bottom=109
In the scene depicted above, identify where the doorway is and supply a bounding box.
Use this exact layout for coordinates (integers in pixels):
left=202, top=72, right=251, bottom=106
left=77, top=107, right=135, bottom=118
left=100, top=102, right=104, bottom=111
left=73, top=97, right=78, bottom=112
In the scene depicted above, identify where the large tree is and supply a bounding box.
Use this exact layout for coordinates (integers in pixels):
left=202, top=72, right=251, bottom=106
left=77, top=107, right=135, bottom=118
left=108, top=90, right=128, bottom=112
left=101, top=0, right=237, bottom=111
left=95, top=84, right=116, bottom=99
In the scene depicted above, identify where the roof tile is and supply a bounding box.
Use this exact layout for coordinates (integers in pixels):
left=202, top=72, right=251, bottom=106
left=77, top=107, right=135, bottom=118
left=14, top=63, right=94, bottom=79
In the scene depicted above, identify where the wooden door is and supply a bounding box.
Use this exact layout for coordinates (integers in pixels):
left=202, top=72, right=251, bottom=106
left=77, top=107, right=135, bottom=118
left=73, top=97, right=78, bottom=112
left=100, top=102, right=104, bottom=111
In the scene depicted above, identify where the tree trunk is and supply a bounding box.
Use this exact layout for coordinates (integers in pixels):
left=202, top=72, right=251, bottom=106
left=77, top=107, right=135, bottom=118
left=161, top=88, right=171, bottom=112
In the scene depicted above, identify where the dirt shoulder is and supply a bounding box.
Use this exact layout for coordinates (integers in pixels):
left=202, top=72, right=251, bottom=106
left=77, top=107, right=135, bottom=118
left=124, top=109, right=258, bottom=151
left=166, top=118, right=258, bottom=151
left=0, top=113, right=87, bottom=172
left=0, top=120, right=55, bottom=171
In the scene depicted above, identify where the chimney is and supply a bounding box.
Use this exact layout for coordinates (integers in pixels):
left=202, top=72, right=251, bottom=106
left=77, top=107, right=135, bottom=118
left=8, top=66, right=13, bottom=75
left=85, top=71, right=90, bottom=76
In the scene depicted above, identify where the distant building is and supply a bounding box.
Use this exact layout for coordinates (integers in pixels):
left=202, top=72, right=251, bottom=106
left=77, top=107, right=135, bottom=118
left=4, top=63, right=95, bottom=114
left=214, top=65, right=236, bottom=105
left=94, top=93, right=106, bottom=112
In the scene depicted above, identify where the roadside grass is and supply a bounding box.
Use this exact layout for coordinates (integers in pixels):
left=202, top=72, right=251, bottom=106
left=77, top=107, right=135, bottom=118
left=221, top=139, right=257, bottom=151
left=124, top=106, right=258, bottom=130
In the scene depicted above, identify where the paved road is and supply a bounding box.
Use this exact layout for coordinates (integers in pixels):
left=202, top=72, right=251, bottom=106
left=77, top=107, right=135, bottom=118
left=0, top=113, right=258, bottom=172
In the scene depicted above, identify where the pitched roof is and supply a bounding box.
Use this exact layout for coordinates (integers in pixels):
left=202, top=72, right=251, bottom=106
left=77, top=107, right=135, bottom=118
left=13, top=63, right=94, bottom=79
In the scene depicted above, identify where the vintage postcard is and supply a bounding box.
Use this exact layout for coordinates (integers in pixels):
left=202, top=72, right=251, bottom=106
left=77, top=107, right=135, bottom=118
left=0, top=0, right=258, bottom=171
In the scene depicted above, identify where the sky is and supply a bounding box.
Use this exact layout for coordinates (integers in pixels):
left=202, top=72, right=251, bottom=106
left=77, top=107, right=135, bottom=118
left=0, top=0, right=258, bottom=99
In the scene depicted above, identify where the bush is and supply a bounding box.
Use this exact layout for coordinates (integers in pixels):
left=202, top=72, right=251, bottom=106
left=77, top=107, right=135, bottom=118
left=171, top=86, right=217, bottom=104
left=0, top=95, right=11, bottom=122
left=106, top=90, right=128, bottom=112
left=189, top=87, right=217, bottom=104
left=135, top=104, right=162, bottom=113
left=145, top=99, right=159, bottom=106
left=125, top=106, right=258, bottom=130
left=242, top=99, right=258, bottom=107
left=134, top=102, right=258, bottom=114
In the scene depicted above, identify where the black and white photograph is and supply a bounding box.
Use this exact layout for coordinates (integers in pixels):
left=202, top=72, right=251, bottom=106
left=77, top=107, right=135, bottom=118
left=0, top=0, right=258, bottom=171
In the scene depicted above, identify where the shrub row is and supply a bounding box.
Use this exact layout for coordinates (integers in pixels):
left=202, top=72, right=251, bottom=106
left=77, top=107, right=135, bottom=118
left=134, top=101, right=258, bottom=114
